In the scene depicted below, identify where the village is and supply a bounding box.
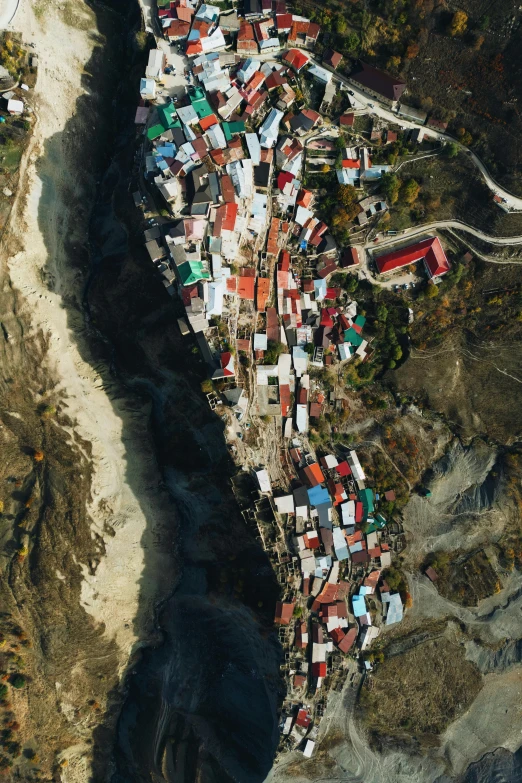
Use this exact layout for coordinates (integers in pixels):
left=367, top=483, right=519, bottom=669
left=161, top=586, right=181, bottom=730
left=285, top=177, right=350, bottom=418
left=132, top=0, right=455, bottom=762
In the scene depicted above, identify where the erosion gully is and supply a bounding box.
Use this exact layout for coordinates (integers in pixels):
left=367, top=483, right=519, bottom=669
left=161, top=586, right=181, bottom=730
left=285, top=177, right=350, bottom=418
left=81, top=1, right=284, bottom=781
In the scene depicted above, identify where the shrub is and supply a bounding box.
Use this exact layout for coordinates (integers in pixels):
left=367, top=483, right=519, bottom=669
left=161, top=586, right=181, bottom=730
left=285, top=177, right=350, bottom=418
left=200, top=379, right=213, bottom=394
left=33, top=450, right=44, bottom=462
left=10, top=675, right=25, bottom=689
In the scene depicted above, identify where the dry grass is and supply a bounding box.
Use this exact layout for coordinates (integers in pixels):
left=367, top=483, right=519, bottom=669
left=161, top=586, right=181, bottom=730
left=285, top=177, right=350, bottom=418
left=357, top=638, right=482, bottom=744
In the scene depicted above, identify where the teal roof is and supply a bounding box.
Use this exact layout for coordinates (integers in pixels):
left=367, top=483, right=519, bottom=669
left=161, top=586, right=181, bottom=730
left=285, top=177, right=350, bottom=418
left=360, top=488, right=374, bottom=514
left=223, top=121, right=246, bottom=141
left=354, top=315, right=366, bottom=328
left=178, top=261, right=210, bottom=286
left=157, top=104, right=180, bottom=130
left=147, top=123, right=165, bottom=141
left=189, top=88, right=214, bottom=119
left=344, top=327, right=364, bottom=347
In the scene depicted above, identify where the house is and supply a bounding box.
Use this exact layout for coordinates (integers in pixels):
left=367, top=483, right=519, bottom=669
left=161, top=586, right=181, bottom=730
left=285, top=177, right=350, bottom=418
left=258, top=108, right=284, bottom=148
left=340, top=112, right=354, bottom=128
left=308, top=64, right=332, bottom=84
left=283, top=48, right=309, bottom=73
left=276, top=13, right=293, bottom=33
left=244, top=0, right=262, bottom=19
left=427, top=117, right=448, bottom=132
left=237, top=57, right=261, bottom=84
left=145, top=49, right=165, bottom=80
left=274, top=600, right=295, bottom=625
left=322, top=48, right=342, bottom=69
left=237, top=21, right=259, bottom=54
left=165, top=20, right=191, bottom=41
left=397, top=103, right=427, bottom=124
left=265, top=69, right=288, bottom=91
left=349, top=62, right=406, bottom=106
left=340, top=246, right=360, bottom=268
left=139, top=78, right=156, bottom=101
left=276, top=83, right=296, bottom=111
left=375, top=237, right=450, bottom=277
left=290, top=108, right=321, bottom=135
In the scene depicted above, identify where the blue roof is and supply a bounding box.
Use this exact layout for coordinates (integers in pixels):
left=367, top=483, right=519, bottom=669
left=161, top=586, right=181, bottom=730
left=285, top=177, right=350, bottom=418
left=333, top=527, right=349, bottom=560
left=307, top=485, right=330, bottom=507
left=352, top=594, right=367, bottom=618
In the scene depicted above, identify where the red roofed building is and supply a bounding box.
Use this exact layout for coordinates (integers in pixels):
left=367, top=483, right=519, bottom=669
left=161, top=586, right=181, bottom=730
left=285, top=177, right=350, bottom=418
left=237, top=22, right=259, bottom=54
left=283, top=48, right=309, bottom=73
left=338, top=627, right=357, bottom=653
left=342, top=159, right=360, bottom=169
left=237, top=274, right=255, bottom=300
left=265, top=70, right=288, bottom=91
left=266, top=306, right=279, bottom=341
left=220, top=352, right=235, bottom=377
left=277, top=170, right=295, bottom=191
left=256, top=277, right=270, bottom=311
left=323, top=48, right=342, bottom=69
left=302, top=462, right=325, bottom=487
left=312, top=661, right=327, bottom=678
left=274, top=601, right=295, bottom=625
left=280, top=384, right=291, bottom=417
left=296, top=188, right=313, bottom=208
left=166, top=20, right=191, bottom=40
left=375, top=237, right=450, bottom=277
left=335, top=461, right=351, bottom=477
left=276, top=13, right=293, bottom=32
left=340, top=112, right=355, bottom=127
left=340, top=247, right=360, bottom=268
left=296, top=708, right=312, bottom=728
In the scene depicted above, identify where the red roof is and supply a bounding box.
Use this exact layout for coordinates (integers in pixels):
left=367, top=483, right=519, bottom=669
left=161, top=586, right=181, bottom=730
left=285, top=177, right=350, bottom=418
left=338, top=627, right=357, bottom=653
left=256, top=277, right=270, bottom=312
left=238, top=20, right=256, bottom=40
left=307, top=22, right=320, bottom=39
left=342, top=159, right=360, bottom=169
left=276, top=13, right=293, bottom=30
left=296, top=708, right=312, bottom=728
left=221, top=352, right=234, bottom=377
left=222, top=202, right=238, bottom=231
left=312, top=661, right=327, bottom=678
left=279, top=250, right=290, bottom=271
left=280, top=384, right=291, bottom=416
left=335, top=461, right=351, bottom=477
left=355, top=501, right=363, bottom=523
left=266, top=306, right=279, bottom=342
left=323, top=49, right=342, bottom=69
left=277, top=171, right=295, bottom=191
left=237, top=275, right=255, bottom=300
left=274, top=601, right=295, bottom=625
left=340, top=113, right=355, bottom=127
left=296, top=188, right=313, bottom=208
left=283, top=48, right=309, bottom=72
left=309, top=402, right=321, bottom=418
left=375, top=237, right=450, bottom=277
left=245, top=70, right=266, bottom=93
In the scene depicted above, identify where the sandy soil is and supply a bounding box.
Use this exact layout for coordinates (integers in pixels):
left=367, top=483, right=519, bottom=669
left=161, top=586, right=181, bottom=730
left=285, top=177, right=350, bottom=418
left=5, top=0, right=175, bottom=675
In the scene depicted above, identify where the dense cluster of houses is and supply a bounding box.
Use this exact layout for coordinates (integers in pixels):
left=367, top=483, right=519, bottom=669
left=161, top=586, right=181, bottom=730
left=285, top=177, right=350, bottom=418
left=254, top=446, right=403, bottom=756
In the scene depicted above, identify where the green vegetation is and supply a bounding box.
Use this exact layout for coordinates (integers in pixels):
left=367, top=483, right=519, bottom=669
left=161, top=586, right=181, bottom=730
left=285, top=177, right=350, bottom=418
left=10, top=674, right=25, bottom=689
left=264, top=340, right=286, bottom=365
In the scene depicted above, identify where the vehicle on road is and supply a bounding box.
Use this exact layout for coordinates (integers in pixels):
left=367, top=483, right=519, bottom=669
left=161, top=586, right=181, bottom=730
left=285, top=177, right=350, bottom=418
left=348, top=90, right=354, bottom=95
left=368, top=103, right=374, bottom=108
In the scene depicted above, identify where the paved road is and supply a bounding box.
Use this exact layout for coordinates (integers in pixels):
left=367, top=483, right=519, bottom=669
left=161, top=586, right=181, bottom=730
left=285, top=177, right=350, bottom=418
left=0, top=0, right=20, bottom=28
left=364, top=219, right=522, bottom=250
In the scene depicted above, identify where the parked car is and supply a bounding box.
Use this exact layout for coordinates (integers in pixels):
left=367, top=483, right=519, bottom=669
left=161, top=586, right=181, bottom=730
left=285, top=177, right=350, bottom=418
left=348, top=90, right=354, bottom=95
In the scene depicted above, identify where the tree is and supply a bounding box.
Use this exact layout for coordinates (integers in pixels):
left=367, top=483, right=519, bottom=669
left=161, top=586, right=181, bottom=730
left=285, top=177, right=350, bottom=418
left=402, top=178, right=420, bottom=204
left=10, top=675, right=25, bottom=689
left=449, top=10, right=468, bottom=36
left=445, top=142, right=459, bottom=158
left=426, top=284, right=439, bottom=298
left=392, top=345, right=403, bottom=361
left=0, top=685, right=7, bottom=702
left=405, top=42, right=420, bottom=59
left=33, top=450, right=44, bottom=462
left=344, top=32, right=360, bottom=54
left=337, top=184, right=357, bottom=207
left=335, top=14, right=347, bottom=34
left=386, top=55, right=401, bottom=72
left=381, top=172, right=401, bottom=204
left=200, top=379, right=213, bottom=394
left=321, top=163, right=330, bottom=173
left=376, top=303, right=388, bottom=322
left=264, top=340, right=285, bottom=365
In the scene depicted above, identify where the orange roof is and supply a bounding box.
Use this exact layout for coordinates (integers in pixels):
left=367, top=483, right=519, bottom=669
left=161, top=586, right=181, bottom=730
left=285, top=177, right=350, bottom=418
left=226, top=276, right=237, bottom=293
left=237, top=275, right=255, bottom=300
left=186, top=41, right=202, bottom=56
left=256, top=277, right=270, bottom=312
left=303, top=462, right=325, bottom=487
left=267, top=217, right=280, bottom=255
left=274, top=601, right=295, bottom=625
left=176, top=6, right=193, bottom=22
left=245, top=70, right=266, bottom=94
left=238, top=21, right=255, bottom=40
left=296, top=188, right=313, bottom=208
left=199, top=113, right=218, bottom=130
left=342, top=159, right=360, bottom=168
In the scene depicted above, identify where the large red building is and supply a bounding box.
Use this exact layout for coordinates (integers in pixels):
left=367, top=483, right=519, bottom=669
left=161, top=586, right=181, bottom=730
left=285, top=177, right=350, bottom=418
left=375, top=237, right=450, bottom=278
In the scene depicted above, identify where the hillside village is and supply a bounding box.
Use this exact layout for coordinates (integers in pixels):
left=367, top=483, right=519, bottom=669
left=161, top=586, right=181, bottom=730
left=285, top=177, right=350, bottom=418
left=133, top=0, right=456, bottom=760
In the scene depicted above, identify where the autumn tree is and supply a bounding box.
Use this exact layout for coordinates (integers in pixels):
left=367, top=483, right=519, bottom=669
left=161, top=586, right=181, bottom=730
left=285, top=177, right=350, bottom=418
left=321, top=163, right=330, bottom=173
left=386, top=56, right=401, bottom=72
left=449, top=10, right=468, bottom=36
left=337, top=184, right=358, bottom=207
left=426, top=284, right=439, bottom=298
left=405, top=42, right=420, bottom=59
left=402, top=178, right=420, bottom=204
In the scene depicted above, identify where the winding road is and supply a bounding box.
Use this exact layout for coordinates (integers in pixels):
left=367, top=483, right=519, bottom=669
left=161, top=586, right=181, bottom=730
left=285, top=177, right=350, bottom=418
left=0, top=0, right=20, bottom=29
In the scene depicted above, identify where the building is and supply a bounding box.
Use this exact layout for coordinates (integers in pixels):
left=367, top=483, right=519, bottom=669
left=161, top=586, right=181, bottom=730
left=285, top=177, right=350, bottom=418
left=258, top=108, right=284, bottom=148
left=349, top=62, right=406, bottom=106
left=322, top=48, right=342, bottom=69
left=397, top=103, right=427, bottom=124
left=375, top=237, right=450, bottom=278
left=145, top=49, right=165, bottom=80
left=283, top=48, right=309, bottom=73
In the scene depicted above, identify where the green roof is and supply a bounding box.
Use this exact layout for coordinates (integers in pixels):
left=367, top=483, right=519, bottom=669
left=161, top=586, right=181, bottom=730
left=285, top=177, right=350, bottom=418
left=157, top=104, right=180, bottom=130
left=344, top=327, right=363, bottom=347
left=147, top=124, right=165, bottom=141
left=223, top=121, right=246, bottom=141
left=360, top=488, right=374, bottom=514
left=178, top=261, right=210, bottom=287
left=354, top=315, right=366, bottom=328
left=189, top=87, right=214, bottom=119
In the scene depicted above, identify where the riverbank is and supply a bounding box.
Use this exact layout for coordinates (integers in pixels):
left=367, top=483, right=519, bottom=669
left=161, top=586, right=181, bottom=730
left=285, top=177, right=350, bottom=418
left=0, top=0, right=181, bottom=778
